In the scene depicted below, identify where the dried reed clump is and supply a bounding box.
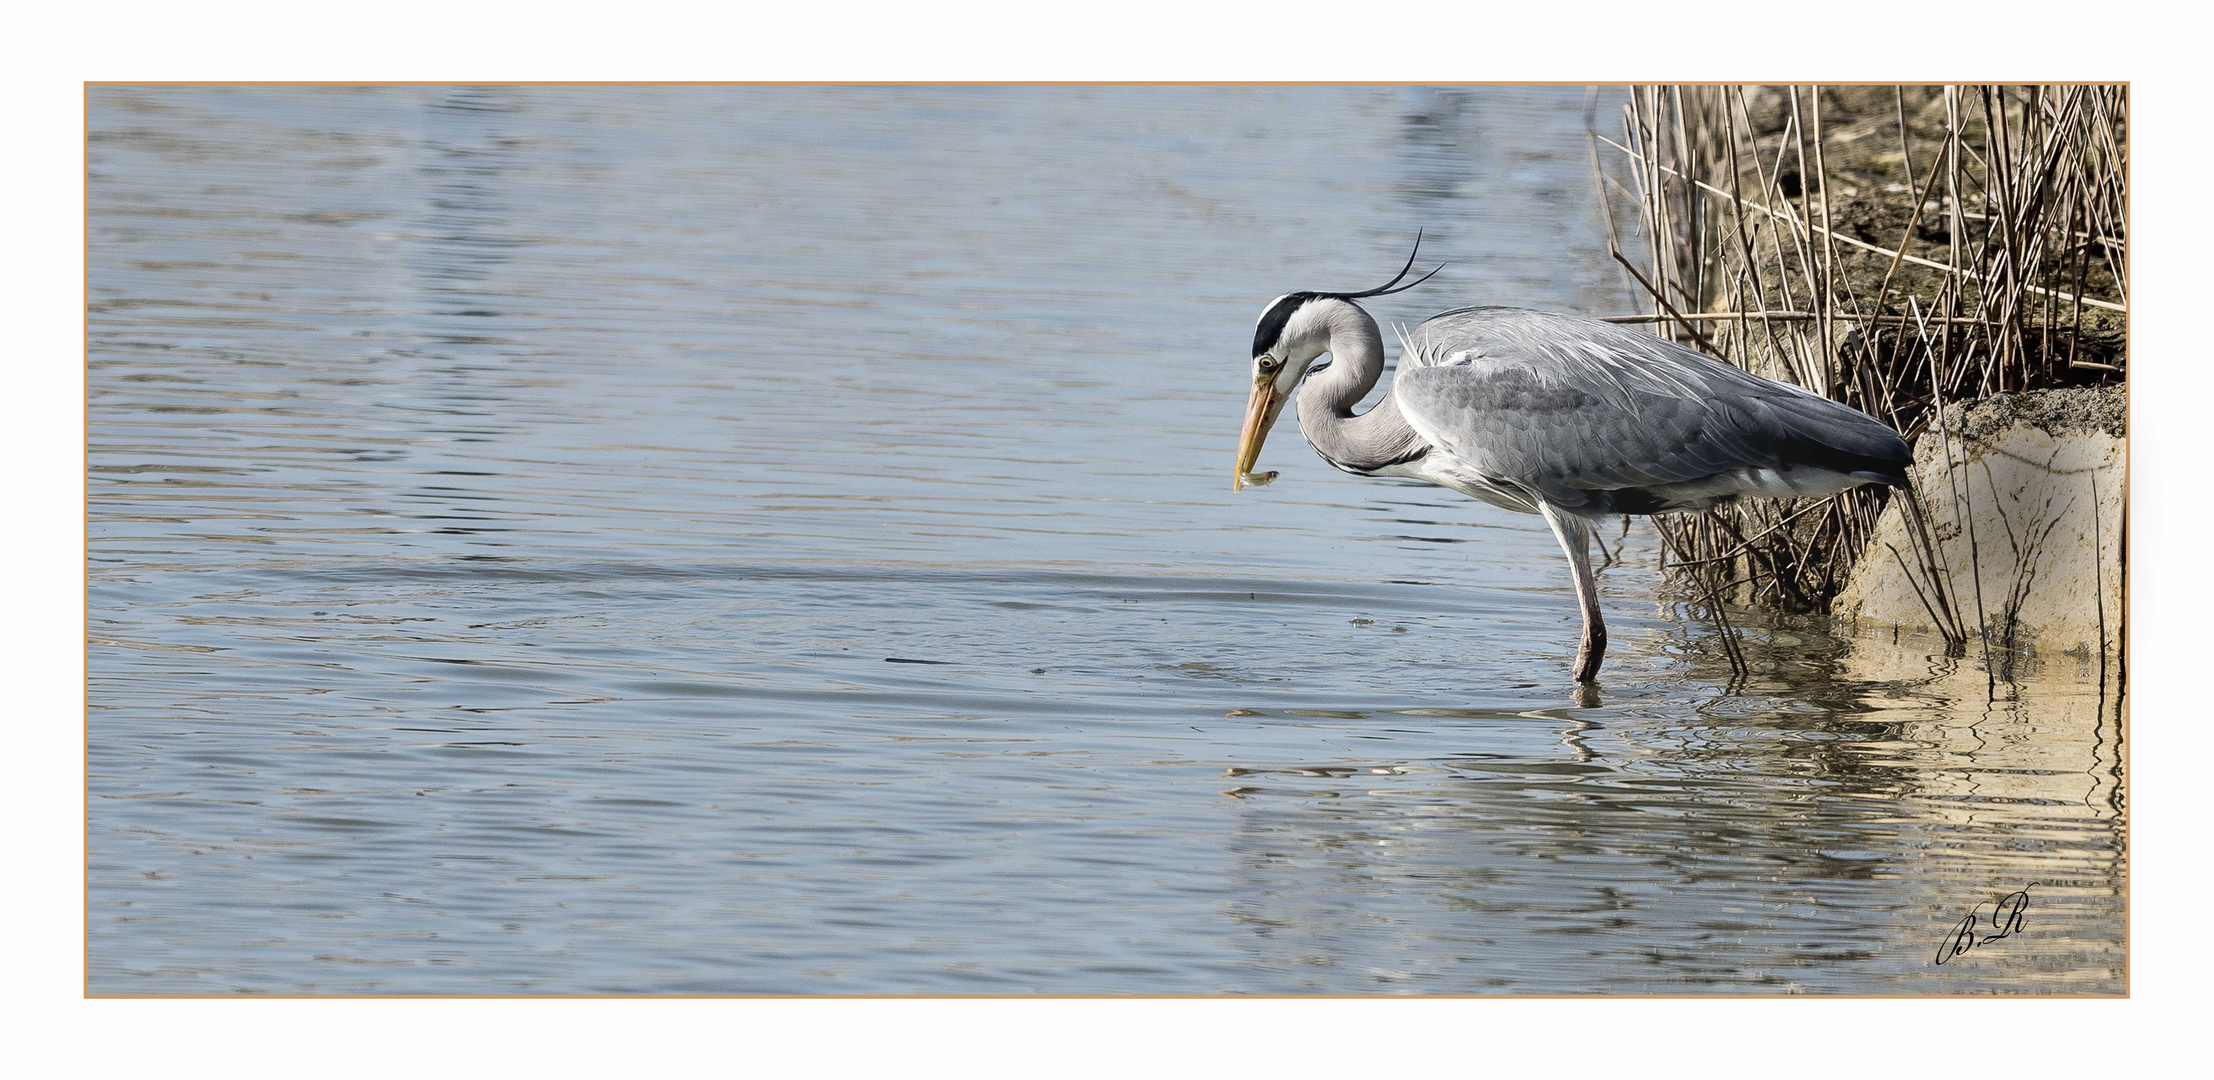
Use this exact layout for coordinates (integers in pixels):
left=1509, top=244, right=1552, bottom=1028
left=1593, top=85, right=2127, bottom=648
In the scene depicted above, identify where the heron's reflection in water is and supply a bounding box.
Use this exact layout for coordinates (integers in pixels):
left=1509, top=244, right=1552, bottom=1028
left=1209, top=640, right=2120, bottom=993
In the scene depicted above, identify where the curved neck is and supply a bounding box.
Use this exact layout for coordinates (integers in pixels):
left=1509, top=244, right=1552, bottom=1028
left=1295, top=300, right=1424, bottom=471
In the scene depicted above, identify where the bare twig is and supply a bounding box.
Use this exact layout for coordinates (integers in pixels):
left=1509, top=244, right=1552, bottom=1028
left=1611, top=247, right=1718, bottom=355
left=1608, top=84, right=2123, bottom=639
left=1594, top=132, right=2127, bottom=312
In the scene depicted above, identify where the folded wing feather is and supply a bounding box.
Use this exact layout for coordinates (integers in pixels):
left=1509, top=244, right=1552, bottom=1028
left=1392, top=308, right=1910, bottom=516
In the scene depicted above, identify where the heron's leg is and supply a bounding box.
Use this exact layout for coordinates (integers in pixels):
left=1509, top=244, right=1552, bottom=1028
left=1539, top=502, right=1606, bottom=683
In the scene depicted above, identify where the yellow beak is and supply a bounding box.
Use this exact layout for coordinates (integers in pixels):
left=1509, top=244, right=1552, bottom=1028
left=1234, top=376, right=1288, bottom=491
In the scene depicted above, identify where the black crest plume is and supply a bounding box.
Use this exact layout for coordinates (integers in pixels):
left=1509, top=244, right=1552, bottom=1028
left=1323, top=229, right=1446, bottom=301
left=1252, top=231, right=1446, bottom=358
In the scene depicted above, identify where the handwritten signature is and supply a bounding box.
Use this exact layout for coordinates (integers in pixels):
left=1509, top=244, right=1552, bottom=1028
left=1934, top=886, right=2031, bottom=966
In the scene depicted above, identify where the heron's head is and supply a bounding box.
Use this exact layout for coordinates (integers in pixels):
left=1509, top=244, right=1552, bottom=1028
left=1234, top=292, right=1332, bottom=491
left=1234, top=232, right=1444, bottom=492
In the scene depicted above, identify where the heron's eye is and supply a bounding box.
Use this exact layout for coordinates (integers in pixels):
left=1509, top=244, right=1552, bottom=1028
left=1257, top=357, right=1279, bottom=373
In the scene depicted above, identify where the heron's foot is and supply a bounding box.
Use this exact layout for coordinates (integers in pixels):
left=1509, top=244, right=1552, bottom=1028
left=1571, top=629, right=1607, bottom=683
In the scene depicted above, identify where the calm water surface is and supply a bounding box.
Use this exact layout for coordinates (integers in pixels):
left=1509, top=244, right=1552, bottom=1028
left=88, top=86, right=2124, bottom=994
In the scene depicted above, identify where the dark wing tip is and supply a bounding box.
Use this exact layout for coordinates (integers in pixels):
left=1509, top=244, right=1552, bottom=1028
left=1777, top=426, right=1913, bottom=486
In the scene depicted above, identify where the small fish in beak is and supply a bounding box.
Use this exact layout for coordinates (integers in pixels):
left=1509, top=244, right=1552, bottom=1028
left=1235, top=374, right=1290, bottom=491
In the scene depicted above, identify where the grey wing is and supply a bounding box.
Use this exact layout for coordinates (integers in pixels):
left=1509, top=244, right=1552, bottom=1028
left=1393, top=308, right=1910, bottom=515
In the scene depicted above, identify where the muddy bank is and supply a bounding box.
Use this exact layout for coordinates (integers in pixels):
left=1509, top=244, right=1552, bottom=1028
left=1832, top=386, right=2123, bottom=654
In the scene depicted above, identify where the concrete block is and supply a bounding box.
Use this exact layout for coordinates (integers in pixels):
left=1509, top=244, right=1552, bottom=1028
left=1832, top=388, right=2124, bottom=654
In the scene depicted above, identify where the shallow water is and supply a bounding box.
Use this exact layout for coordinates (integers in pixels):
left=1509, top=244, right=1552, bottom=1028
left=87, top=85, right=2124, bottom=994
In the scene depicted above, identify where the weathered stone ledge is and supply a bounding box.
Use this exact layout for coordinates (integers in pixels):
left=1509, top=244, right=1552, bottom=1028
left=1832, top=387, right=2124, bottom=654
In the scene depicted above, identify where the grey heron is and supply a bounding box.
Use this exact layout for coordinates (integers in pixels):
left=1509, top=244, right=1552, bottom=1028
left=1234, top=238, right=1911, bottom=683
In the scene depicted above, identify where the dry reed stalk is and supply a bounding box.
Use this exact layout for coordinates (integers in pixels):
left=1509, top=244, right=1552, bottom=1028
left=1596, top=84, right=2127, bottom=650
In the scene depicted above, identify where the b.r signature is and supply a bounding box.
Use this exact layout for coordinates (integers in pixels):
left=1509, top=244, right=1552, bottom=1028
left=1934, top=886, right=2030, bottom=966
